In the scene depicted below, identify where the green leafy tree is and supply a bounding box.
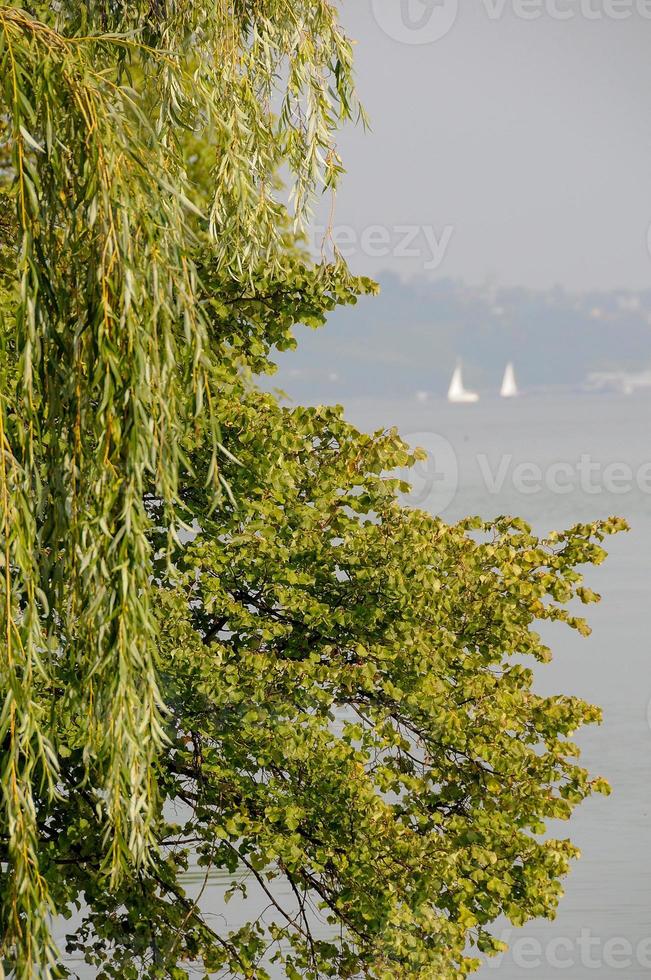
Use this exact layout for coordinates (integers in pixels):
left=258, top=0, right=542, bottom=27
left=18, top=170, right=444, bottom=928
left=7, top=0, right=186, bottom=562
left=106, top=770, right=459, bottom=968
left=0, top=2, right=625, bottom=977
left=41, top=372, right=625, bottom=979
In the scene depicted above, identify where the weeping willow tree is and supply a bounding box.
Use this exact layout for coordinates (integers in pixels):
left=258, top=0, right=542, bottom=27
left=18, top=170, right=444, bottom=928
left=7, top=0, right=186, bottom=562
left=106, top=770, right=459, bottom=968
left=0, top=2, right=362, bottom=972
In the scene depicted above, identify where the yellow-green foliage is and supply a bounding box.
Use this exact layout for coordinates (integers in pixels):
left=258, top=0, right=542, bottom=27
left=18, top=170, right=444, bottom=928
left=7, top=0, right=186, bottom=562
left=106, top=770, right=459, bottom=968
left=0, top=3, right=626, bottom=977
left=56, top=373, right=624, bottom=978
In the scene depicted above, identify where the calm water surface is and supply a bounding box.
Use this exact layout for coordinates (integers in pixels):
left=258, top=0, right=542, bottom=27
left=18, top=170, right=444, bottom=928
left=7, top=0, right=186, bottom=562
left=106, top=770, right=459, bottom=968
left=347, top=391, right=651, bottom=979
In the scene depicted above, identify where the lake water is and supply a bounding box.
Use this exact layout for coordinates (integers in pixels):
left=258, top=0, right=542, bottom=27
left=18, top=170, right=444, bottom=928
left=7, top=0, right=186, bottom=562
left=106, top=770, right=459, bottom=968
left=345, top=390, right=651, bottom=979
left=60, top=392, right=651, bottom=977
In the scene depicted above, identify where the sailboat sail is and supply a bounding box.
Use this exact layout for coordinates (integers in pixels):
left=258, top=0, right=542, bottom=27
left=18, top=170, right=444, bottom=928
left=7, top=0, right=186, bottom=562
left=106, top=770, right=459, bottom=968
left=448, top=366, right=464, bottom=401
left=448, top=363, right=479, bottom=403
left=500, top=362, right=518, bottom=398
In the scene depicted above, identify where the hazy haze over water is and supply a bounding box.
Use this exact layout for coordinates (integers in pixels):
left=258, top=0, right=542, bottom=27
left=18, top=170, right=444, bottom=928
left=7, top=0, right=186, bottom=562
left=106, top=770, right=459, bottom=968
left=319, top=2, right=651, bottom=292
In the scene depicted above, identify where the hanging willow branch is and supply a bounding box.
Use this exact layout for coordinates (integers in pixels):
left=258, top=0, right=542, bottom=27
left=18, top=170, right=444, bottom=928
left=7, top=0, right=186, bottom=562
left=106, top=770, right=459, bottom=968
left=0, top=1, right=360, bottom=974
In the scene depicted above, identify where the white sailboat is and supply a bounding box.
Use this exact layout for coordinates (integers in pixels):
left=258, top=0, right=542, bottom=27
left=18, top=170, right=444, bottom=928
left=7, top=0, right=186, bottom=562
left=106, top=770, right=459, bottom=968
left=500, top=362, right=518, bottom=399
left=448, top=363, right=479, bottom=404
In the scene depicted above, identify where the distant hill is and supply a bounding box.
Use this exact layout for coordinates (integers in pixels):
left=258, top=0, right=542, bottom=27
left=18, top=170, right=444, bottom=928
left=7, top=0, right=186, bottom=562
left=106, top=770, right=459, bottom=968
left=264, top=273, right=651, bottom=402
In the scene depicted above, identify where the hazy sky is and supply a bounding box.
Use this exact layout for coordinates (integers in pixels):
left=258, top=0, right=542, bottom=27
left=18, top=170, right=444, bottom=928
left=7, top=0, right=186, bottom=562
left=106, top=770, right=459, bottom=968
left=317, top=2, right=651, bottom=291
